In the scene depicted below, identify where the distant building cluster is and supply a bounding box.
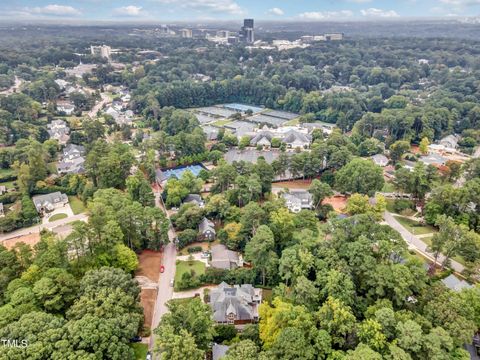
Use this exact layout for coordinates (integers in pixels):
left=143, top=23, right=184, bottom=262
left=90, top=45, right=111, bottom=60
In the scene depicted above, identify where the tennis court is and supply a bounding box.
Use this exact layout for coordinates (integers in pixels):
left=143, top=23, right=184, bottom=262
left=160, top=164, right=206, bottom=181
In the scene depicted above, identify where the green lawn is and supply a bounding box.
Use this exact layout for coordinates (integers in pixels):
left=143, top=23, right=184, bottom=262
left=394, top=215, right=437, bottom=235
left=129, top=343, right=148, bottom=360
left=0, top=180, right=16, bottom=189
left=284, top=118, right=300, bottom=126
left=68, top=196, right=86, bottom=215
left=49, top=213, right=68, bottom=222
left=0, top=168, right=15, bottom=176
left=212, top=119, right=232, bottom=127
left=175, top=260, right=206, bottom=285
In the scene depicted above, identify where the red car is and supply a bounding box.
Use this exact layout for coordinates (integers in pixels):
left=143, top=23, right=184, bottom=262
left=160, top=265, right=165, bottom=273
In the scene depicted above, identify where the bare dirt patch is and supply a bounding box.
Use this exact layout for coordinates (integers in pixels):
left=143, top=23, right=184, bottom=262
left=136, top=250, right=162, bottom=283
left=273, top=179, right=313, bottom=190
left=2, top=233, right=40, bottom=250
left=140, top=289, right=157, bottom=329
left=323, top=195, right=348, bottom=213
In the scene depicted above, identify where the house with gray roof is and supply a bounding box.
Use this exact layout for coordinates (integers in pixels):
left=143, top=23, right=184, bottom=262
left=47, top=119, right=70, bottom=145
left=250, top=130, right=275, bottom=148
left=183, top=194, right=204, bottom=208
left=199, top=217, right=216, bottom=241
left=281, top=190, right=314, bottom=213
left=441, top=274, right=472, bottom=292
left=210, top=244, right=243, bottom=270
left=32, top=192, right=68, bottom=215
left=439, top=135, right=459, bottom=150
left=282, top=129, right=311, bottom=149
left=209, top=282, right=262, bottom=325
left=371, top=154, right=389, bottom=167
left=57, top=144, right=86, bottom=175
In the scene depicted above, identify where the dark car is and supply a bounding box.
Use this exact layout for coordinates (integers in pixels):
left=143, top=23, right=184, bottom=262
left=130, top=336, right=142, bottom=343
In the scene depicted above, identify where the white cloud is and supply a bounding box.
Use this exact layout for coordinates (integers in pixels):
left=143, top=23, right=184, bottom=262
left=268, top=7, right=284, bottom=16
left=439, top=0, right=480, bottom=5
left=298, top=10, right=354, bottom=20
left=360, top=8, right=400, bottom=18
left=347, top=0, right=373, bottom=3
left=153, top=0, right=244, bottom=15
left=114, top=5, right=143, bottom=16
left=29, top=4, right=81, bottom=16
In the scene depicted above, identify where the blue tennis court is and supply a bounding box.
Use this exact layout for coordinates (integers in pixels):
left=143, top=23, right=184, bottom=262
left=161, top=164, right=206, bottom=181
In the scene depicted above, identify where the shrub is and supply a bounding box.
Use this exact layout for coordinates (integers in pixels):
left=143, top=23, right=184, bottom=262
left=213, top=325, right=238, bottom=343
left=393, top=199, right=414, bottom=213
left=187, top=246, right=202, bottom=254
left=177, top=229, right=198, bottom=248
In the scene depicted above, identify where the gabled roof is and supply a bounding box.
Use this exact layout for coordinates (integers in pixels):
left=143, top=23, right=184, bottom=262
left=184, top=194, right=203, bottom=205
left=209, top=284, right=261, bottom=322
left=250, top=130, right=275, bottom=146
left=199, top=217, right=215, bottom=234
left=441, top=274, right=472, bottom=292
left=282, top=129, right=311, bottom=145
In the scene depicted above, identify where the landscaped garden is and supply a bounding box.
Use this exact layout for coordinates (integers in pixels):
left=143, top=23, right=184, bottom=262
left=49, top=213, right=68, bottom=222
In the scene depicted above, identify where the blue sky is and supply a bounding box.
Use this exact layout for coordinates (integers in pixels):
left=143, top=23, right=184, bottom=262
left=0, top=0, right=479, bottom=22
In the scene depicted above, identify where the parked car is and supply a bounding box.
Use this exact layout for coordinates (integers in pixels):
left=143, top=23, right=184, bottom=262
left=160, top=265, right=165, bottom=273
left=146, top=351, right=152, bottom=360
left=170, top=278, right=174, bottom=287
left=130, top=336, right=142, bottom=343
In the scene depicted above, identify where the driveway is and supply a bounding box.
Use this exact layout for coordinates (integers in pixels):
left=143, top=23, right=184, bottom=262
left=0, top=214, right=88, bottom=242
left=42, top=204, right=74, bottom=225
left=383, top=211, right=464, bottom=273
left=87, top=93, right=110, bottom=118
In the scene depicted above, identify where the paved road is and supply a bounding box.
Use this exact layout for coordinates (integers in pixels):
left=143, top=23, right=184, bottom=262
left=383, top=211, right=464, bottom=273
left=0, top=214, right=88, bottom=242
left=149, top=191, right=178, bottom=351
left=87, top=93, right=110, bottom=118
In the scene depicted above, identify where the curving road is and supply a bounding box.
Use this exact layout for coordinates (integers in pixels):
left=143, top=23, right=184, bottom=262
left=383, top=211, right=464, bottom=273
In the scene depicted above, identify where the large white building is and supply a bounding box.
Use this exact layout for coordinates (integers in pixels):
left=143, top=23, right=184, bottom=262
left=90, top=45, right=111, bottom=60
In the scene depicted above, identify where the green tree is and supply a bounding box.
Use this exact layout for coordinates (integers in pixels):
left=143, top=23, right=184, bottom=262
left=335, top=158, right=384, bottom=196
left=245, top=225, right=277, bottom=286
left=308, top=179, right=333, bottom=210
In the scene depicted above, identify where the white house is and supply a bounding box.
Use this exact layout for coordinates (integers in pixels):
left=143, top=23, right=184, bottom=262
left=281, top=190, right=314, bottom=213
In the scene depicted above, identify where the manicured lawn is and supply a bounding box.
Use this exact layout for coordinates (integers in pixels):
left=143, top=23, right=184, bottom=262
left=394, top=215, right=437, bottom=235
left=174, top=260, right=206, bottom=285
left=178, top=240, right=220, bottom=256
left=129, top=343, right=148, bottom=360
left=68, top=196, right=86, bottom=215
left=212, top=119, right=232, bottom=127
left=49, top=213, right=68, bottom=222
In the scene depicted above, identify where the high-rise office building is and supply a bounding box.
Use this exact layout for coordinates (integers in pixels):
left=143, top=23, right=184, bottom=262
left=240, top=18, right=254, bottom=43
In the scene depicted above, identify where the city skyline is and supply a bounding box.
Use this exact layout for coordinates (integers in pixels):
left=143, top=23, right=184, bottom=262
left=0, top=0, right=479, bottom=23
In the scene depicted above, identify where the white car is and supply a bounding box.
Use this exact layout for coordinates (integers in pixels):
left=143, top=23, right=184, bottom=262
left=170, top=279, right=174, bottom=287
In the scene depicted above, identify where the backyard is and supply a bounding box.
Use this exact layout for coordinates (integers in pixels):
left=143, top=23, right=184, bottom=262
left=129, top=343, right=148, bottom=360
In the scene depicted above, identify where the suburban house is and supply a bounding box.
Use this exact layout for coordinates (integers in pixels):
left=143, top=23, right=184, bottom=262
left=281, top=190, right=314, bottom=213
left=47, top=120, right=70, bottom=145
left=209, top=282, right=262, bottom=325
left=371, top=154, right=389, bottom=167
left=250, top=130, right=275, bottom=148
left=32, top=192, right=69, bottom=215
left=282, top=129, right=311, bottom=149
left=199, top=217, right=216, bottom=241
left=210, top=244, right=243, bottom=270
left=56, top=102, right=75, bottom=116
left=183, top=194, right=204, bottom=208
left=0, top=203, right=4, bottom=217
left=57, top=144, right=86, bottom=175
left=439, top=135, right=459, bottom=150
left=0, top=186, right=6, bottom=196
left=441, top=274, right=472, bottom=292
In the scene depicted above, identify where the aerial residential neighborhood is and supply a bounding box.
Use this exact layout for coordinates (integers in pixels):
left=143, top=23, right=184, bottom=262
left=0, top=2, right=480, bottom=360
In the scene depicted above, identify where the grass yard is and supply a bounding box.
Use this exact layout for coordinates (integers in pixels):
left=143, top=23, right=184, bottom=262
left=68, top=196, right=86, bottom=215
left=174, top=260, right=206, bottom=285
left=0, top=180, right=16, bottom=189
left=0, top=168, right=15, bottom=177
left=129, top=343, right=148, bottom=360
left=284, top=118, right=300, bottom=126
left=178, top=240, right=220, bottom=256
left=212, top=119, right=232, bottom=127
left=49, top=213, right=68, bottom=222
left=394, top=215, right=437, bottom=235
